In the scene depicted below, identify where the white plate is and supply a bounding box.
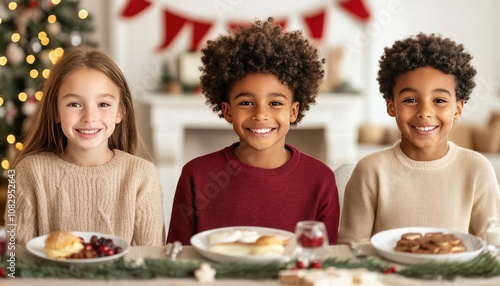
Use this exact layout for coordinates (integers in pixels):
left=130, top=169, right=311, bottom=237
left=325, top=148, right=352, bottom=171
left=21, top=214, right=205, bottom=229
left=370, top=227, right=485, bottom=265
left=26, top=231, right=130, bottom=264
left=190, top=226, right=296, bottom=263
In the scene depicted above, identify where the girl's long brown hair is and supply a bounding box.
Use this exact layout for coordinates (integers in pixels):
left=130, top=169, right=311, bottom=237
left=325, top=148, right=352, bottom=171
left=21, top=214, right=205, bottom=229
left=13, top=47, right=138, bottom=167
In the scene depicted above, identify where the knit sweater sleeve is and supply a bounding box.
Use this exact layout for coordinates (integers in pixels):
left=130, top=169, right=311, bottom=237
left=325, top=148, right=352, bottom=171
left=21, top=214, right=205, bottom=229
left=467, top=153, right=500, bottom=236
left=338, top=156, right=379, bottom=244
left=132, top=161, right=165, bottom=246
left=9, top=159, right=39, bottom=244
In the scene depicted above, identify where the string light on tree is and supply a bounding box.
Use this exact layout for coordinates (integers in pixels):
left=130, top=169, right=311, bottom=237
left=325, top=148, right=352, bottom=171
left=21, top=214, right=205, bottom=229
left=1, top=160, right=9, bottom=170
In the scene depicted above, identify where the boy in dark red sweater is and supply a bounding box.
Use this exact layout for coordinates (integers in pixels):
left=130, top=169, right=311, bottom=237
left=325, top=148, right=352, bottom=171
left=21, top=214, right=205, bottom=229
left=167, top=18, right=340, bottom=245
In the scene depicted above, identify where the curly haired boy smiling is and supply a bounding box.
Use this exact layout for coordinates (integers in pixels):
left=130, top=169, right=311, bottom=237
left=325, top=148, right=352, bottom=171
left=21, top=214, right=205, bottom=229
left=339, top=33, right=500, bottom=243
left=167, top=18, right=340, bottom=245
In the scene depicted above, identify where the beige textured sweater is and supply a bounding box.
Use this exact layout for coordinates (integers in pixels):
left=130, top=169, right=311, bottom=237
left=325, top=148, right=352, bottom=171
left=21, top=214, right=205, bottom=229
left=338, top=141, right=500, bottom=244
left=8, top=150, right=165, bottom=246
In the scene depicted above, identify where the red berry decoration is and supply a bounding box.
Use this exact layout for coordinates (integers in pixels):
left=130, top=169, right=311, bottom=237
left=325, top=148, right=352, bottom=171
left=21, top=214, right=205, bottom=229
left=0, top=267, right=6, bottom=278
left=295, top=260, right=305, bottom=269
left=383, top=265, right=397, bottom=274
left=310, top=260, right=322, bottom=269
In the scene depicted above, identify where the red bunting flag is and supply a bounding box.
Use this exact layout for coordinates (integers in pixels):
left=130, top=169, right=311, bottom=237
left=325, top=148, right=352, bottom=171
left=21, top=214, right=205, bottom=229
left=121, top=0, right=152, bottom=18
left=157, top=9, right=213, bottom=51
left=191, top=19, right=213, bottom=51
left=303, top=10, right=325, bottom=39
left=157, top=10, right=188, bottom=50
left=337, top=0, right=370, bottom=22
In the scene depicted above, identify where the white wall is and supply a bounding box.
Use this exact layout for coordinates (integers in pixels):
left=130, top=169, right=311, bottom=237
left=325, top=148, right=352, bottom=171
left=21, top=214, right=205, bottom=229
left=81, top=0, right=500, bottom=128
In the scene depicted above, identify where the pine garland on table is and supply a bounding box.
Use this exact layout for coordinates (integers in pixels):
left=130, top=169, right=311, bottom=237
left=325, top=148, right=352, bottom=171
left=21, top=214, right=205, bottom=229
left=2, top=257, right=388, bottom=280
left=1, top=252, right=499, bottom=281
left=398, top=251, right=500, bottom=280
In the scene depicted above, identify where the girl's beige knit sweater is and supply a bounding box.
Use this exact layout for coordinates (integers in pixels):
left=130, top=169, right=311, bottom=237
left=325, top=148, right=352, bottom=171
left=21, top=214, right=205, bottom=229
left=7, top=150, right=165, bottom=246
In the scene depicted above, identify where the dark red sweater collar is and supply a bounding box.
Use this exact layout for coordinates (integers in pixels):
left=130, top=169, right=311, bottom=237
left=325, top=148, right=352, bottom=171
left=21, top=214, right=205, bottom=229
left=223, top=142, right=301, bottom=178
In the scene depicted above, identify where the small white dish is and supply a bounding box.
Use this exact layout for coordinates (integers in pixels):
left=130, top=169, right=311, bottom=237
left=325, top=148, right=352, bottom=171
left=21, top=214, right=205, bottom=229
left=190, top=226, right=296, bottom=263
left=370, top=227, right=485, bottom=265
left=26, top=231, right=129, bottom=264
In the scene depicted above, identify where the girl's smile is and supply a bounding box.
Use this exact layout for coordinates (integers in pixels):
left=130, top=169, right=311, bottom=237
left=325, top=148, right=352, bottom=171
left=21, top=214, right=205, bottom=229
left=76, top=129, right=100, bottom=134
left=75, top=128, right=102, bottom=138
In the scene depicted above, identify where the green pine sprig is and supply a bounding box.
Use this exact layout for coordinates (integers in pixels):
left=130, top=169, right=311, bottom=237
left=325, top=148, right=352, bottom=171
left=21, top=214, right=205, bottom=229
left=397, top=251, right=500, bottom=280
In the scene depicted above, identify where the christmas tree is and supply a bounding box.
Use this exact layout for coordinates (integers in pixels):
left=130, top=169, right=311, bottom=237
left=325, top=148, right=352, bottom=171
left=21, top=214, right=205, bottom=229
left=0, top=0, right=95, bottom=173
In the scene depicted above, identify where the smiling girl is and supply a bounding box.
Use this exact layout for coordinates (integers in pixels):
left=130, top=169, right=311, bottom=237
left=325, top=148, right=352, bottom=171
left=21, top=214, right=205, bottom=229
left=9, top=47, right=165, bottom=246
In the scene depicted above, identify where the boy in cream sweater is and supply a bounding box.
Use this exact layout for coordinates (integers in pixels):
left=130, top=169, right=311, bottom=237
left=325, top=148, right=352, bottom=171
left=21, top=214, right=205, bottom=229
left=339, top=33, right=500, bottom=243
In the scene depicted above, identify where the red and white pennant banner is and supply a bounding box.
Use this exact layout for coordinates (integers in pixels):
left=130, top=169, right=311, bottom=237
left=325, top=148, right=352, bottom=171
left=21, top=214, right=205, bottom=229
left=120, top=0, right=370, bottom=51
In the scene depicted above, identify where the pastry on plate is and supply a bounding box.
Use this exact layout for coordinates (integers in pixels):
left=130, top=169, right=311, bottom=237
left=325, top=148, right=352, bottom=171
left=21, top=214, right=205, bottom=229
left=207, top=229, right=290, bottom=256
left=44, top=230, right=84, bottom=258
left=251, top=235, right=287, bottom=256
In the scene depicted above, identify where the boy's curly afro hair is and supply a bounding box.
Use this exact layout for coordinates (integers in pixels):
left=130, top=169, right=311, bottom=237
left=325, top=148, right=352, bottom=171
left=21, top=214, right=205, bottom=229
left=200, top=17, right=325, bottom=125
left=377, top=32, right=476, bottom=102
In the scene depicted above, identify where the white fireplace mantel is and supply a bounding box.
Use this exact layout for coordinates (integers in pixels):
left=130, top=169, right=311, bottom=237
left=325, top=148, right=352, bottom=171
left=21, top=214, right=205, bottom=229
left=136, top=93, right=364, bottom=225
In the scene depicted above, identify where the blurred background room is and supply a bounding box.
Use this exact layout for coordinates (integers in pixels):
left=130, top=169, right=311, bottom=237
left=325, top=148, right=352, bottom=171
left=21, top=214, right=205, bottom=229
left=1, top=0, right=500, bottom=227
